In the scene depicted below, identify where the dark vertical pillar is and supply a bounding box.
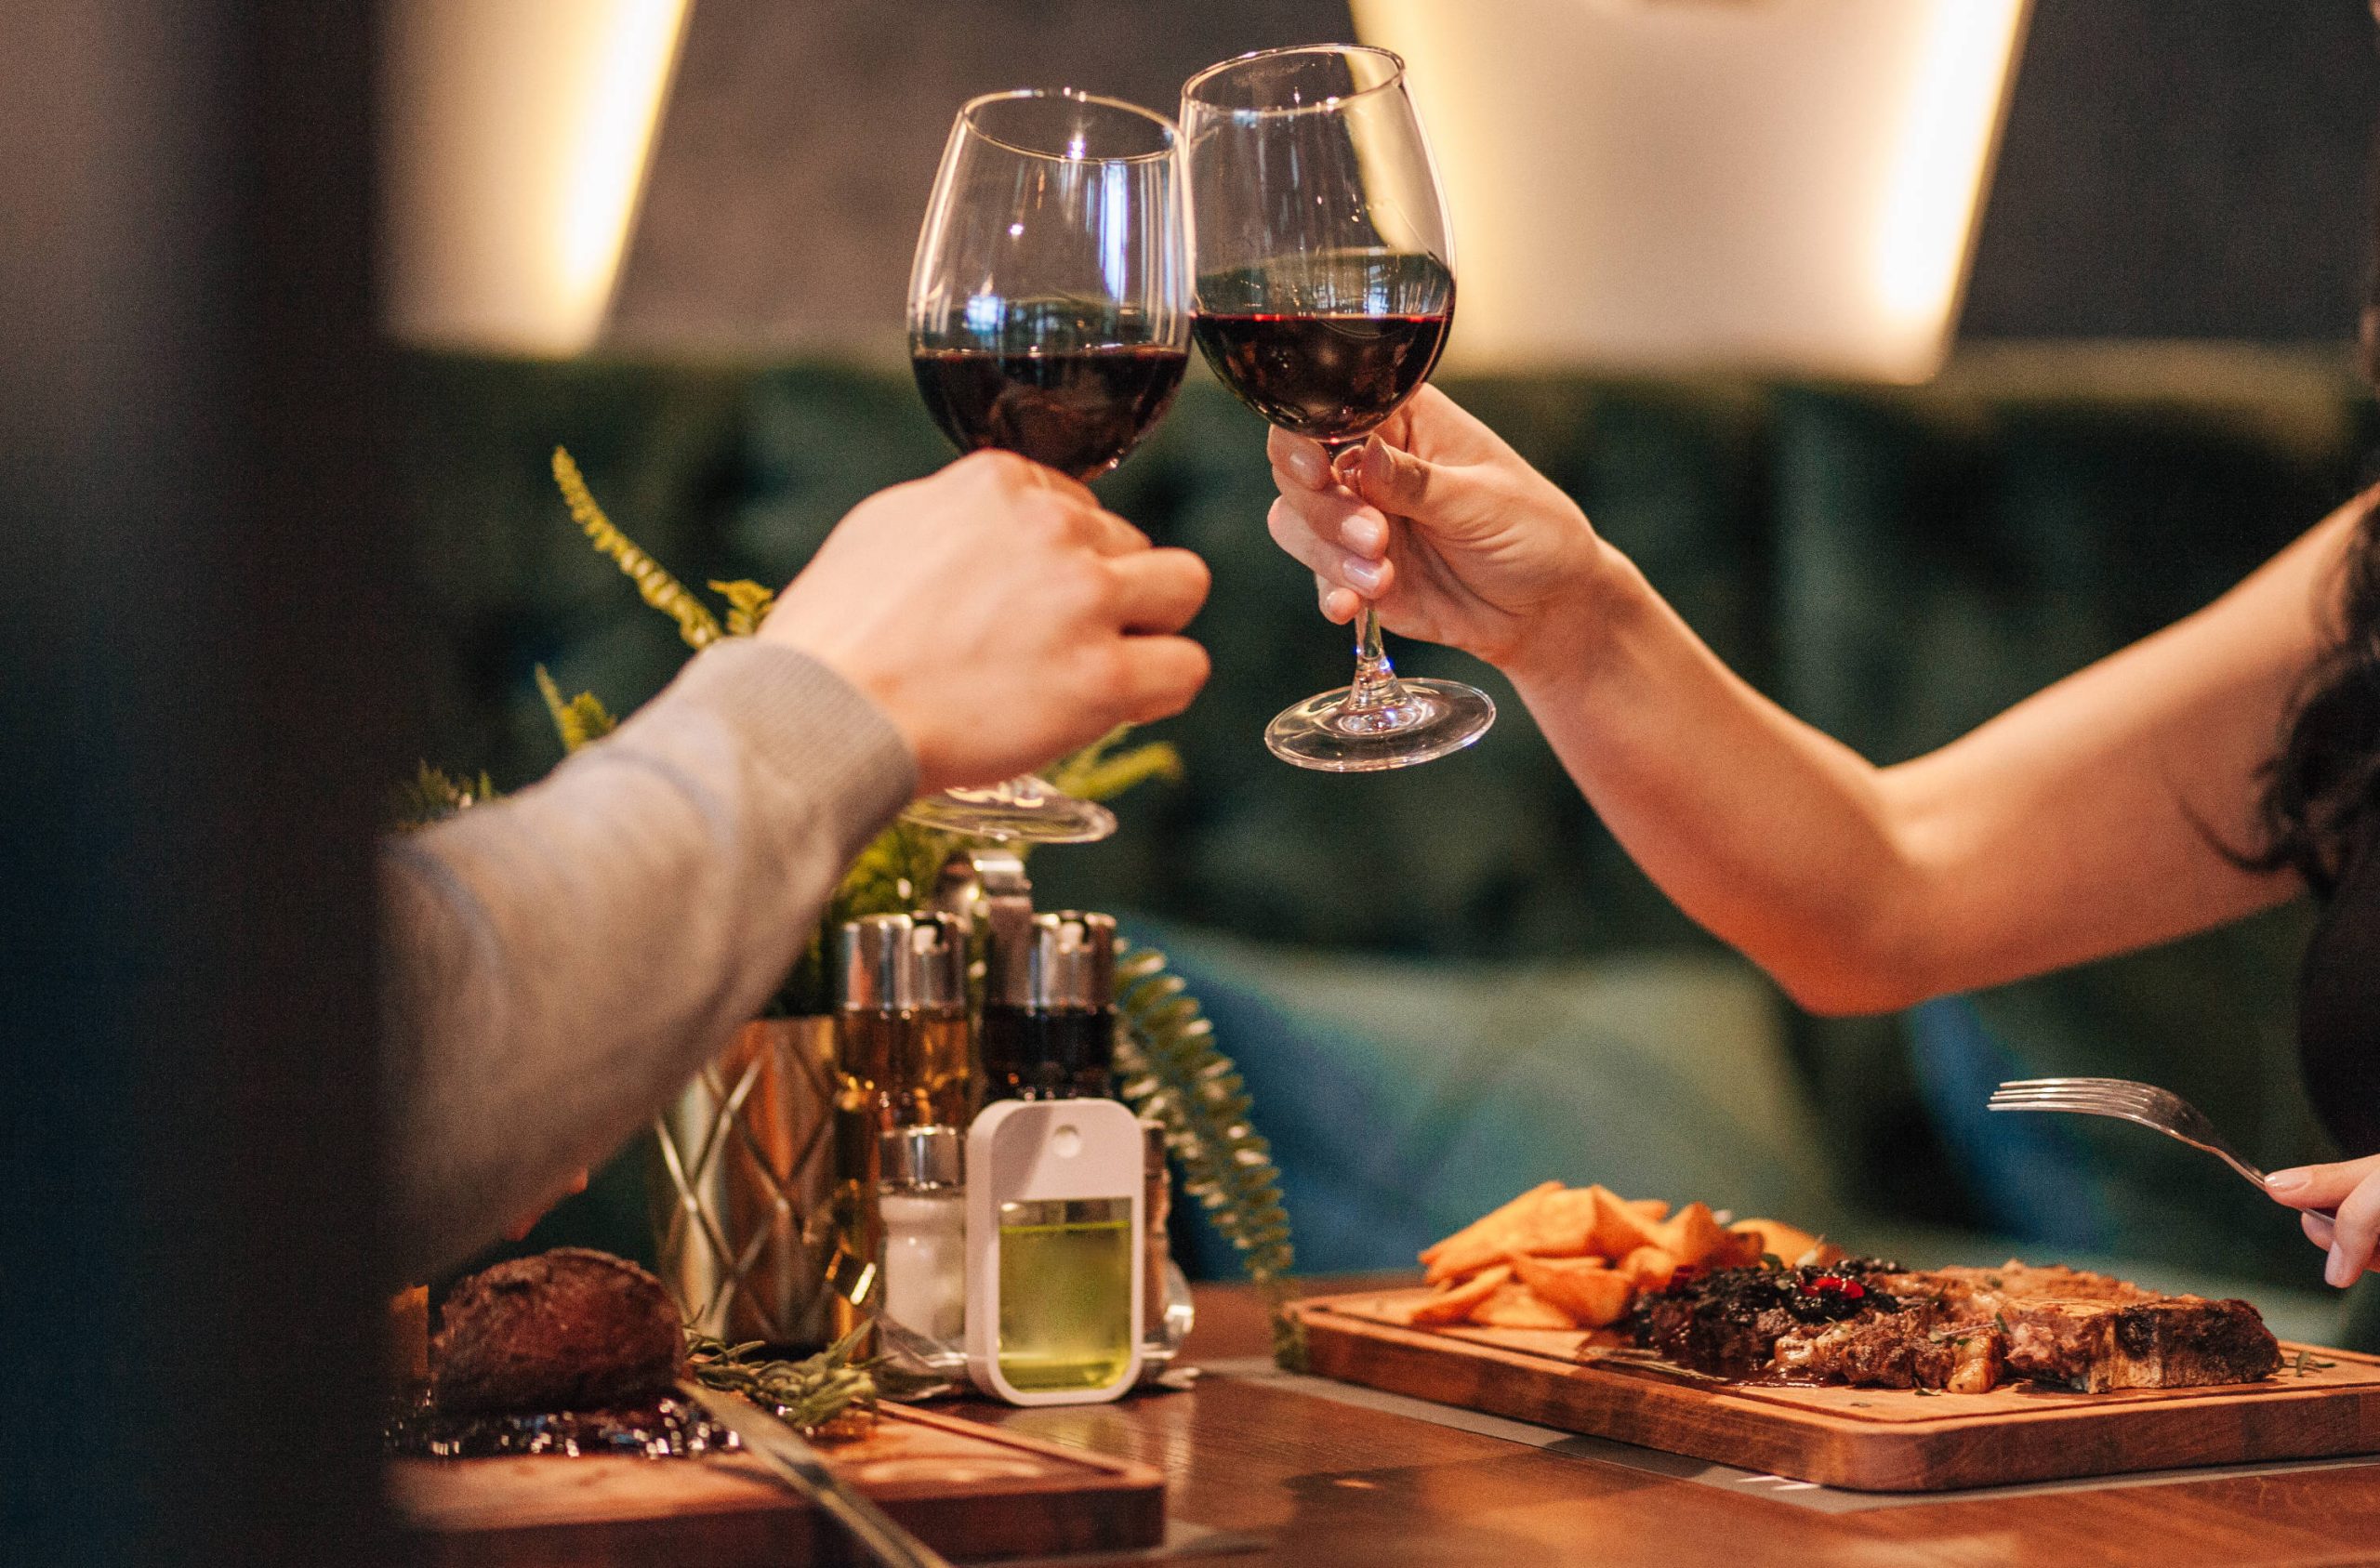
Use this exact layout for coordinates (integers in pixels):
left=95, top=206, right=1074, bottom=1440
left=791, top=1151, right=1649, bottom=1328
left=1, top=4, right=399, bottom=1563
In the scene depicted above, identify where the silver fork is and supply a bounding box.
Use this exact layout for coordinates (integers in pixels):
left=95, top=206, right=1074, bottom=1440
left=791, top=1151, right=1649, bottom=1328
left=1986, top=1076, right=2299, bottom=1201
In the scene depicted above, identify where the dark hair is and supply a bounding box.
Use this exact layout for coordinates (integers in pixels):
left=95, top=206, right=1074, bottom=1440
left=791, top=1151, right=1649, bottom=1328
left=2255, top=138, right=2380, bottom=893
left=2257, top=499, right=2380, bottom=894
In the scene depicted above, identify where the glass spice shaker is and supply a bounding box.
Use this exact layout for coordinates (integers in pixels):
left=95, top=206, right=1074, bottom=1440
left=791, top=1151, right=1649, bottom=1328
left=838, top=912, right=972, bottom=1132
left=831, top=913, right=970, bottom=1337
left=877, top=1125, right=967, bottom=1354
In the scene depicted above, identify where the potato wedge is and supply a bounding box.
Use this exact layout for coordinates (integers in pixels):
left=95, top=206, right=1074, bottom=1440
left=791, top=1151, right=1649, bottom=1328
left=1733, top=1218, right=1843, bottom=1269
left=1425, top=1187, right=1599, bottom=1282
left=1616, top=1244, right=1678, bottom=1291
left=1513, top=1254, right=1634, bottom=1328
left=1656, top=1201, right=1762, bottom=1269
left=1469, top=1281, right=1580, bottom=1330
left=1420, top=1181, right=1561, bottom=1267
left=1583, top=1185, right=1666, bottom=1259
left=1409, top=1263, right=1514, bottom=1324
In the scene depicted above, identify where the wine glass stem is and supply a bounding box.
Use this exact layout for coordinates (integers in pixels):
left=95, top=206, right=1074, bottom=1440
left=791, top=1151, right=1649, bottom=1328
left=1349, top=602, right=1406, bottom=715
left=1329, top=439, right=1410, bottom=718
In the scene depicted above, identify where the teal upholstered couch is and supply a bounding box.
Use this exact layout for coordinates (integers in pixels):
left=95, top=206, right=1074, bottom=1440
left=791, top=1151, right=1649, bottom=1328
left=403, top=345, right=2377, bottom=1344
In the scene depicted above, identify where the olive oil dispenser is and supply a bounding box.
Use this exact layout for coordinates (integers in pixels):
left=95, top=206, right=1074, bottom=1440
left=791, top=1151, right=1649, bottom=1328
left=965, top=1096, right=1144, bottom=1404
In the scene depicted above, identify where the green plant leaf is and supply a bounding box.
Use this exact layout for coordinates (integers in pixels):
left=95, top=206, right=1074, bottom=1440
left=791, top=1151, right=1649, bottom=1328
left=534, top=665, right=618, bottom=754
left=551, top=446, right=722, bottom=651
left=1111, top=942, right=1300, bottom=1366
left=1044, top=728, right=1183, bottom=804
left=708, top=579, right=777, bottom=638
left=391, top=762, right=501, bottom=830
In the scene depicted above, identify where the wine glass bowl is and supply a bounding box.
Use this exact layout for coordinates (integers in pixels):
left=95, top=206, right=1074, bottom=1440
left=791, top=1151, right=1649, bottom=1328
left=903, top=88, right=1189, bottom=841
left=909, top=90, right=1188, bottom=486
left=1182, top=46, right=1494, bottom=772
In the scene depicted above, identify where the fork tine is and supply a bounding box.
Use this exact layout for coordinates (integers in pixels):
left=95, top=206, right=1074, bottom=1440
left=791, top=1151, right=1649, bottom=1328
left=1979, top=1085, right=2170, bottom=1108
left=1988, top=1089, right=2159, bottom=1109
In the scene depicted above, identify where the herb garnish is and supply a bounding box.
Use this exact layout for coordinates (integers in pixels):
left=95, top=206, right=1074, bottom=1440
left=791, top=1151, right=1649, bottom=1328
left=685, top=1324, right=879, bottom=1435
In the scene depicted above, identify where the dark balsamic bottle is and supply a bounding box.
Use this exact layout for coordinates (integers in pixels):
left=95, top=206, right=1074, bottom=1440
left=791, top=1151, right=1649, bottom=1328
left=981, top=912, right=1117, bottom=1102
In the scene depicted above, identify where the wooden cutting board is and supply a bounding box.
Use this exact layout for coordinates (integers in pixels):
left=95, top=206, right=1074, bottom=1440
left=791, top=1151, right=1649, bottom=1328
left=1292, top=1286, right=2380, bottom=1492
left=391, top=1403, right=1164, bottom=1564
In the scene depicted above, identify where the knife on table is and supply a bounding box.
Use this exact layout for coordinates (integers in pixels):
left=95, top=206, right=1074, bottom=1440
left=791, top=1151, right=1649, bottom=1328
left=678, top=1380, right=954, bottom=1568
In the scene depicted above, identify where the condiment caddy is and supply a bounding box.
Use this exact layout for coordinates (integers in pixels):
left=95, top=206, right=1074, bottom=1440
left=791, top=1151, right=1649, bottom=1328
left=834, top=849, right=1192, bottom=1406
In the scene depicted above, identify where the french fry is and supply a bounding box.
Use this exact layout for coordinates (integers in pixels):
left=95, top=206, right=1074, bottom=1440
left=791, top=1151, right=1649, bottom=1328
left=1617, top=1244, right=1678, bottom=1291
left=1425, top=1187, right=1599, bottom=1283
left=1626, top=1198, right=1671, bottom=1224
left=1469, top=1280, right=1579, bottom=1330
left=1419, top=1181, right=1562, bottom=1267
left=1734, top=1218, right=1842, bottom=1269
left=1513, top=1254, right=1635, bottom=1328
left=1409, top=1263, right=1514, bottom=1324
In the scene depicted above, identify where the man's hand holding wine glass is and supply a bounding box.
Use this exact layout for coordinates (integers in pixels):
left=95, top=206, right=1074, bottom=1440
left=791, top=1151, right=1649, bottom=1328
left=764, top=451, right=1210, bottom=797
left=1264, top=388, right=1612, bottom=679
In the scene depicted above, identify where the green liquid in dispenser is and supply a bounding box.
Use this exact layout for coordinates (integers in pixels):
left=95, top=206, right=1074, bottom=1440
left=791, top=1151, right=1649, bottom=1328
left=997, top=1196, right=1134, bottom=1391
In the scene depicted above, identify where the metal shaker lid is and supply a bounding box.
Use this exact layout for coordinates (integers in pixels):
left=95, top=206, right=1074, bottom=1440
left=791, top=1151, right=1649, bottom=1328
left=879, top=1124, right=962, bottom=1190
left=839, top=912, right=966, bottom=1010
left=987, top=910, right=1117, bottom=1010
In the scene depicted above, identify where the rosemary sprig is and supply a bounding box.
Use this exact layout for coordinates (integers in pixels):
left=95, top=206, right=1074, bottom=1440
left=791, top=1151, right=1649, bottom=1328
left=684, top=1323, right=878, bottom=1434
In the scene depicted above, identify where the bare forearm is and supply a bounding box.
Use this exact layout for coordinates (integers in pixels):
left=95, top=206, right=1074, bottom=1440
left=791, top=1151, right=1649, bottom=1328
left=1512, top=550, right=1925, bottom=1013
left=1510, top=518, right=2329, bottom=1013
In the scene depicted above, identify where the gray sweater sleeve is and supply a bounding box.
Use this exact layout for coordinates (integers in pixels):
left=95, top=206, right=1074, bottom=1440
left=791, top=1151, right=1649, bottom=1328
left=378, top=640, right=915, bottom=1281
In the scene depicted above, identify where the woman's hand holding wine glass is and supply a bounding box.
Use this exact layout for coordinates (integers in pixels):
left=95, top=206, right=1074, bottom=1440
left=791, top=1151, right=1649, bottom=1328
left=1263, top=388, right=1614, bottom=679
left=1182, top=43, right=1495, bottom=771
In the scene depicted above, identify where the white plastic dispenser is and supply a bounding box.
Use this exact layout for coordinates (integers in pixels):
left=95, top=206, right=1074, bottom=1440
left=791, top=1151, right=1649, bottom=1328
left=965, top=1096, right=1145, bottom=1404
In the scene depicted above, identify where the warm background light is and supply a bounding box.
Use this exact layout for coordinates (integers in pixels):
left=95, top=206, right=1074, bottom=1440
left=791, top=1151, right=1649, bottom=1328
left=1349, top=0, right=2030, bottom=382
left=381, top=0, right=692, bottom=356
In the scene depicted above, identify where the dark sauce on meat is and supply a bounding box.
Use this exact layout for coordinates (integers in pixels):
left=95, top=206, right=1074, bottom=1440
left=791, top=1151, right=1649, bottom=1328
left=1629, top=1258, right=1908, bottom=1378
left=382, top=1389, right=736, bottom=1459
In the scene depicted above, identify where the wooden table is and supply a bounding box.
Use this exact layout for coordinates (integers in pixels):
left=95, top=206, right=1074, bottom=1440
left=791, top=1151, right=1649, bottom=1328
left=953, top=1281, right=2380, bottom=1568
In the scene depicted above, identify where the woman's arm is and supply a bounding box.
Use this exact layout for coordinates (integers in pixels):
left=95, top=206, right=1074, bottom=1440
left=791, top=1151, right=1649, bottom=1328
left=1267, top=389, right=2360, bottom=1015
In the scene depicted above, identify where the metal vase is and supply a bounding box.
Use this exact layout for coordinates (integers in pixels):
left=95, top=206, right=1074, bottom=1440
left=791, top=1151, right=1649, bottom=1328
left=647, top=1016, right=840, bottom=1348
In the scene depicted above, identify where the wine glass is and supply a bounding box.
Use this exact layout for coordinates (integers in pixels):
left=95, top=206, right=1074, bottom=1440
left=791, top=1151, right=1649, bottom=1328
left=904, top=88, right=1191, bottom=842
left=1181, top=45, right=1494, bottom=771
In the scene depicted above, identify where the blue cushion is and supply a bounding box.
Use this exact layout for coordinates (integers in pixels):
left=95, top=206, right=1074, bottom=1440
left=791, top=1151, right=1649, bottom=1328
left=1120, top=921, right=1840, bottom=1277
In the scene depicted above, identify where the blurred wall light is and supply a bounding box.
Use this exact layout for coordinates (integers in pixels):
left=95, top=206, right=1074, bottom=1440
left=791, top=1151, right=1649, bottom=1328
left=381, top=0, right=692, bottom=356
left=1350, top=0, right=2030, bottom=382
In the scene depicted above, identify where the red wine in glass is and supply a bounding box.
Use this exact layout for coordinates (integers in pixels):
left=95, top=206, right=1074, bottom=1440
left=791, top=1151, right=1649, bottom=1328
left=911, top=339, right=1188, bottom=483
left=1192, top=255, right=1455, bottom=444
left=1180, top=43, right=1493, bottom=772
left=903, top=87, right=1188, bottom=841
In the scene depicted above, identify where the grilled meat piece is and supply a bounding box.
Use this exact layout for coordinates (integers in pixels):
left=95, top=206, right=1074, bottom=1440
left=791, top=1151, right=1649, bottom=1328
left=430, top=1247, right=687, bottom=1416
left=1633, top=1258, right=2277, bottom=1393
left=1774, top=1307, right=2004, bottom=1392
left=1881, top=1262, right=2279, bottom=1391
left=1630, top=1259, right=1910, bottom=1379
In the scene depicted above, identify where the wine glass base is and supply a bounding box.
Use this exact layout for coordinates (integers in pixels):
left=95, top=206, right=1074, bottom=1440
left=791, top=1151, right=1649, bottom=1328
left=900, top=780, right=1118, bottom=844
left=1263, top=678, right=1496, bottom=772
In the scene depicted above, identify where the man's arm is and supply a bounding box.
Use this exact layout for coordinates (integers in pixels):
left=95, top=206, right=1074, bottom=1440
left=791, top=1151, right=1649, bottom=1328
left=378, top=452, right=1210, bottom=1280
left=381, top=642, right=908, bottom=1279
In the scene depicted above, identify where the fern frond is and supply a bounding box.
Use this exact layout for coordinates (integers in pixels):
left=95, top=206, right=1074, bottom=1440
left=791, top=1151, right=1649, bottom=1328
left=708, top=579, right=777, bottom=638
left=1111, top=942, right=1300, bottom=1366
left=550, top=446, right=722, bottom=651
left=391, top=762, right=501, bottom=830
left=1043, top=728, right=1183, bottom=805
left=534, top=665, right=618, bottom=754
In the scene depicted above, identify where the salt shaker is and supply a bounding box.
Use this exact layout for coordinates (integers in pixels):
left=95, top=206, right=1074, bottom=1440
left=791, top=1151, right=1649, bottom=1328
left=877, top=1125, right=966, bottom=1351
